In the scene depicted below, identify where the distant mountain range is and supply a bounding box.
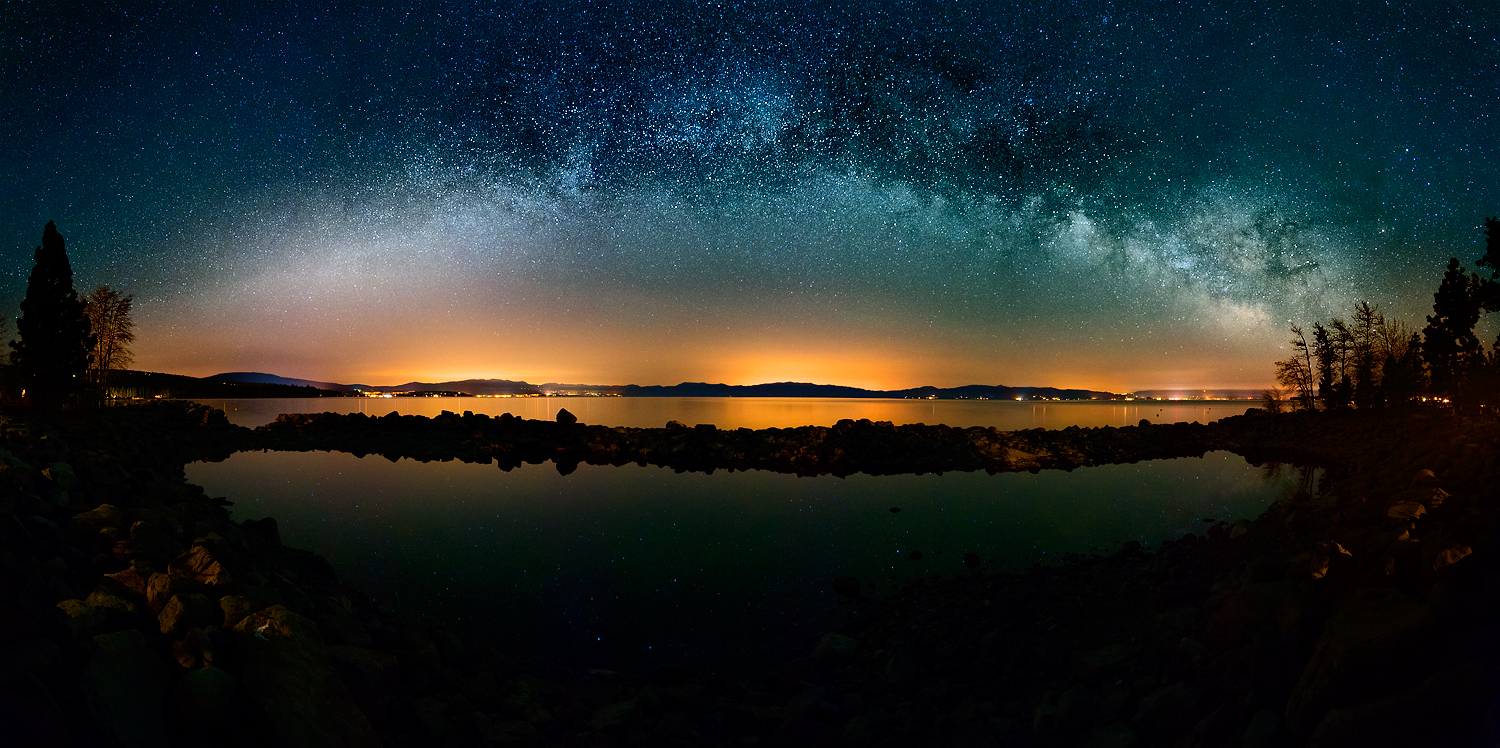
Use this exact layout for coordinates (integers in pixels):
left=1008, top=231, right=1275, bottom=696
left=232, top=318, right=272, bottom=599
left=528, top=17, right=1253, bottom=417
left=210, top=372, right=1125, bottom=400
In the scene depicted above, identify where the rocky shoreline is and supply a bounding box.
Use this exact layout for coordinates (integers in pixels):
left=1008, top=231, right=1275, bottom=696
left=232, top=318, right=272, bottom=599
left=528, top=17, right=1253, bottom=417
left=0, top=401, right=1496, bottom=746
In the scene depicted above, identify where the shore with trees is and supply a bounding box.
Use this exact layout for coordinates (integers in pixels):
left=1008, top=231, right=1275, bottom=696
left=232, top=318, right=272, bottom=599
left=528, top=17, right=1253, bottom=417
left=1, top=219, right=1498, bottom=745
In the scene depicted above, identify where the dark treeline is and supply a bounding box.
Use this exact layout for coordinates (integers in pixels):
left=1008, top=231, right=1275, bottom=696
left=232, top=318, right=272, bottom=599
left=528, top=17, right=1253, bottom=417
left=1273, top=217, right=1500, bottom=413
left=3, top=222, right=140, bottom=408
left=108, top=370, right=343, bottom=400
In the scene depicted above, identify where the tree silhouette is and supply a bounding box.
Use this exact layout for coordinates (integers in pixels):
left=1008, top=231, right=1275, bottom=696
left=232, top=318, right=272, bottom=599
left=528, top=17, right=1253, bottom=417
left=10, top=222, right=94, bottom=408
left=1274, top=324, right=1315, bottom=410
left=1421, top=257, right=1483, bottom=400
left=1351, top=302, right=1382, bottom=408
left=84, top=285, right=135, bottom=403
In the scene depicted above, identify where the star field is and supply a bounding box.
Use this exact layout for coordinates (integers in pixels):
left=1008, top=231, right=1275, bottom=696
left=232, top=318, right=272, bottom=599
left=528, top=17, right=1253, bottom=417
left=2, top=1, right=1496, bottom=390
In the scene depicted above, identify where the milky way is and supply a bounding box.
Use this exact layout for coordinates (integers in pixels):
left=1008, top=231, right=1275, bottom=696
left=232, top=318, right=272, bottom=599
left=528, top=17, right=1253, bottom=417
left=2, top=1, right=1496, bottom=389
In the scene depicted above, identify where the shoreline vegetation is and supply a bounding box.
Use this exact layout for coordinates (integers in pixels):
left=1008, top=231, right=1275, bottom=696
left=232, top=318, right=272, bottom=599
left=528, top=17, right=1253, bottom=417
left=0, top=401, right=1495, bottom=746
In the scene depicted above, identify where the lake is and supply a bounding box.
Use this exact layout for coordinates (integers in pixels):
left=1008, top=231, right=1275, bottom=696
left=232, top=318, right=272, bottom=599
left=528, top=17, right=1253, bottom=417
left=189, top=396, right=1258, bottom=430
left=186, top=449, right=1305, bottom=671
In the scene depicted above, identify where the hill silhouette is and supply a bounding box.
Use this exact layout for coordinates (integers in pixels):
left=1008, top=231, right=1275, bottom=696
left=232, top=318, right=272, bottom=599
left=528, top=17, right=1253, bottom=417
left=209, top=373, right=1122, bottom=399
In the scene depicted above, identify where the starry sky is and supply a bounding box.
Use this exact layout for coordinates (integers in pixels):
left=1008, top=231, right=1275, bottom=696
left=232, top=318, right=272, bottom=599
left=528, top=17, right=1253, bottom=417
left=2, top=1, right=1497, bottom=391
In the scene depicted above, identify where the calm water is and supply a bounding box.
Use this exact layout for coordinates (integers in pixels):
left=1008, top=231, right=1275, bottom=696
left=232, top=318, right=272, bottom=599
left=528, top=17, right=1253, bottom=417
left=190, top=396, right=1256, bottom=430
left=186, top=451, right=1304, bottom=670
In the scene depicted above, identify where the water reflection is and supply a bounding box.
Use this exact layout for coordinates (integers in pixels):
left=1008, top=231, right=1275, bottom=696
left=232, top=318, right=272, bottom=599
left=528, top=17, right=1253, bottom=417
left=189, top=396, right=1256, bottom=430
left=187, top=450, right=1301, bottom=670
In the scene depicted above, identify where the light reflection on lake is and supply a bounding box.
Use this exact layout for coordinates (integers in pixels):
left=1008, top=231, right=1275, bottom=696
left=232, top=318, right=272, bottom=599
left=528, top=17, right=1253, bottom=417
left=189, top=396, right=1256, bottom=430
left=186, top=450, right=1303, bottom=670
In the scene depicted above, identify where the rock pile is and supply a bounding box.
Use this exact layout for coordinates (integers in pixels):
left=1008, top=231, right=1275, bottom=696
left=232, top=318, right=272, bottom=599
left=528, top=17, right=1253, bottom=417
left=2, top=401, right=1497, bottom=746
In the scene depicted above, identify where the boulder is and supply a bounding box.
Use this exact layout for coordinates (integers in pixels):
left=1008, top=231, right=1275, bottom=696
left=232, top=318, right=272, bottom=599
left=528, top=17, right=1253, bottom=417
left=1309, top=541, right=1353, bottom=580
left=55, top=599, right=107, bottom=640
left=158, top=593, right=216, bottom=637
left=324, top=645, right=400, bottom=702
left=1423, top=536, right=1473, bottom=571
left=170, top=666, right=248, bottom=735
left=1083, top=721, right=1137, bottom=748
left=1308, top=661, right=1489, bottom=748
left=104, top=562, right=154, bottom=597
left=169, top=544, right=234, bottom=588
left=85, top=584, right=142, bottom=617
left=1205, top=580, right=1315, bottom=652
left=1385, top=501, right=1426, bottom=521
left=1132, top=681, right=1203, bottom=739
left=1408, top=469, right=1439, bottom=489
left=220, top=595, right=256, bottom=628
left=82, top=629, right=173, bottom=748
left=1241, top=709, right=1281, bottom=748
left=1285, top=587, right=1435, bottom=734
left=146, top=572, right=204, bottom=613
left=233, top=605, right=379, bottom=747
left=72, top=503, right=125, bottom=530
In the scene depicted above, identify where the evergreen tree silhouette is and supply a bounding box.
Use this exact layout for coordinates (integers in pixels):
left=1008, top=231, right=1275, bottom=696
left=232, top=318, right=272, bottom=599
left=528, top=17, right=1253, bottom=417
left=11, top=222, right=94, bottom=408
left=1421, top=257, right=1482, bottom=400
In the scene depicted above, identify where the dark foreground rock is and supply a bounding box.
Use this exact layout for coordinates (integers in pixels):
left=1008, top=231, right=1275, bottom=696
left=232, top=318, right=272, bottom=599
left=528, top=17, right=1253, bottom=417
left=0, top=401, right=1497, bottom=747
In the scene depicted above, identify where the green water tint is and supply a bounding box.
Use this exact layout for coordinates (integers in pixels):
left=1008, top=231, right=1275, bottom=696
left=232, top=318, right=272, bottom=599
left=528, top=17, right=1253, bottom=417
left=185, top=451, right=1306, bottom=671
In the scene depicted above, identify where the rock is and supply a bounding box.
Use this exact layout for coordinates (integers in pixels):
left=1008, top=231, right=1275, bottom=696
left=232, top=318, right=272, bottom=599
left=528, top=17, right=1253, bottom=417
left=0, top=690, right=74, bottom=745
left=233, top=605, right=379, bottom=747
left=1309, top=541, right=1353, bottom=579
left=1390, top=486, right=1450, bottom=510
left=486, top=719, right=545, bottom=747
left=85, top=585, right=142, bottom=616
left=555, top=408, right=577, bottom=425
left=1285, top=587, right=1435, bottom=734
left=963, top=552, right=982, bottom=568
left=1308, top=661, right=1488, bottom=748
left=1424, top=537, right=1473, bottom=571
left=1082, top=721, right=1137, bottom=748
left=169, top=544, right=234, bottom=588
left=170, top=666, right=248, bottom=734
left=43, top=462, right=79, bottom=490
left=1408, top=469, right=1439, bottom=488
left=325, top=645, right=400, bottom=702
left=104, top=562, right=153, bottom=597
left=1132, top=682, right=1203, bottom=739
left=146, top=572, right=204, bottom=613
left=158, top=593, right=216, bottom=637
left=1056, top=684, right=1101, bottom=735
left=171, top=628, right=215, bottom=669
left=82, top=629, right=173, bottom=748
left=1241, top=709, right=1281, bottom=748
left=1386, top=501, right=1426, bottom=521
left=72, top=502, right=125, bottom=530
left=1205, top=581, right=1314, bottom=652
left=55, top=599, right=107, bottom=639
left=1072, top=643, right=1144, bottom=682
left=220, top=595, right=256, bottom=628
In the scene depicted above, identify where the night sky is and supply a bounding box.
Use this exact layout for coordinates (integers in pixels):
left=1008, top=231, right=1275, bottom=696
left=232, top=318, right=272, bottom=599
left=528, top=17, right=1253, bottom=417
left=3, top=1, right=1496, bottom=391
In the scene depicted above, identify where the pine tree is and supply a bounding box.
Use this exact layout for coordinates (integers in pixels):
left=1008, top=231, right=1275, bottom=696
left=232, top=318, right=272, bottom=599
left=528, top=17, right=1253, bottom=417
left=10, top=222, right=94, bottom=408
left=1420, top=257, right=1483, bottom=400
